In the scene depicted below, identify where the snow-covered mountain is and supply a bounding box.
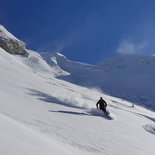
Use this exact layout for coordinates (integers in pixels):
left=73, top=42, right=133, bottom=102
left=46, top=52, right=155, bottom=110
left=1, top=25, right=155, bottom=155
left=97, top=54, right=155, bottom=108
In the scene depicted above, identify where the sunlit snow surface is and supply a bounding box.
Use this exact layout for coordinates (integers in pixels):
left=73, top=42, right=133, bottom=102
left=0, top=48, right=155, bottom=155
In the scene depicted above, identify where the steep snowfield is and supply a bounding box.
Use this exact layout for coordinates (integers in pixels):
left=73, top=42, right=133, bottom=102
left=1, top=47, right=155, bottom=155
left=48, top=52, right=155, bottom=110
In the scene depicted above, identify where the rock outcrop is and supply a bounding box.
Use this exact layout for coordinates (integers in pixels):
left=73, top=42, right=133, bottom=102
left=0, top=25, right=28, bottom=56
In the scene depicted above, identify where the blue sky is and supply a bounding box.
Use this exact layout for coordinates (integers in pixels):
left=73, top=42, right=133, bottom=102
left=1, top=0, right=155, bottom=63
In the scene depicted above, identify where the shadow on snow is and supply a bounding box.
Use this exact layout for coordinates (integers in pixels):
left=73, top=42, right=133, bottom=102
left=26, top=88, right=113, bottom=119
left=48, top=109, right=112, bottom=119
left=48, top=110, right=88, bottom=116
left=26, top=88, right=83, bottom=109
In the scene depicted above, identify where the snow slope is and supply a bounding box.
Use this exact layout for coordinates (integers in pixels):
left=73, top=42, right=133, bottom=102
left=1, top=47, right=155, bottom=155
left=47, top=52, right=155, bottom=110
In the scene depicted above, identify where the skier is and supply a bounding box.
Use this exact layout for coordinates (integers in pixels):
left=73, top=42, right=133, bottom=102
left=96, top=97, right=109, bottom=115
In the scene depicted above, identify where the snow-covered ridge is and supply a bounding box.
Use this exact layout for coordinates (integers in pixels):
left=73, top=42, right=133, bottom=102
left=18, top=50, right=69, bottom=77
left=0, top=25, right=28, bottom=56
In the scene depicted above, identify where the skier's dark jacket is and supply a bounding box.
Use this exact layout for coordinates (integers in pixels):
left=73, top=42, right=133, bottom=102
left=96, top=98, right=107, bottom=110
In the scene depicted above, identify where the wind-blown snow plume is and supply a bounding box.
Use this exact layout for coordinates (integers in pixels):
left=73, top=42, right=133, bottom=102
left=117, top=40, right=147, bottom=54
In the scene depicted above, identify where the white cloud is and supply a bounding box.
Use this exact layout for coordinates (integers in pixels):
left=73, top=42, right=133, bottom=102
left=117, top=40, right=147, bottom=54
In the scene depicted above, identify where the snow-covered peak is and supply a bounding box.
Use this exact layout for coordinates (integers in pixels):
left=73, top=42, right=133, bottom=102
left=39, top=52, right=67, bottom=71
left=17, top=50, right=69, bottom=78
left=51, top=52, right=70, bottom=64
left=55, top=52, right=68, bottom=59
left=52, top=52, right=93, bottom=66
left=41, top=52, right=93, bottom=72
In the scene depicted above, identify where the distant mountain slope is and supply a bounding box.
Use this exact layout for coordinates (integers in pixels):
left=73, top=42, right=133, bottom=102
left=40, top=52, right=95, bottom=83
left=18, top=50, right=69, bottom=78
left=96, top=54, right=155, bottom=108
left=48, top=53, right=155, bottom=110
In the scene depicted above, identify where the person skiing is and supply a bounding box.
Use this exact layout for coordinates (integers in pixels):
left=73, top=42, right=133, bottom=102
left=96, top=97, right=109, bottom=115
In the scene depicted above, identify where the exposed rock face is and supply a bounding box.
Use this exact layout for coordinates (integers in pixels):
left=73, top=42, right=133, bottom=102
left=0, top=25, right=28, bottom=56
